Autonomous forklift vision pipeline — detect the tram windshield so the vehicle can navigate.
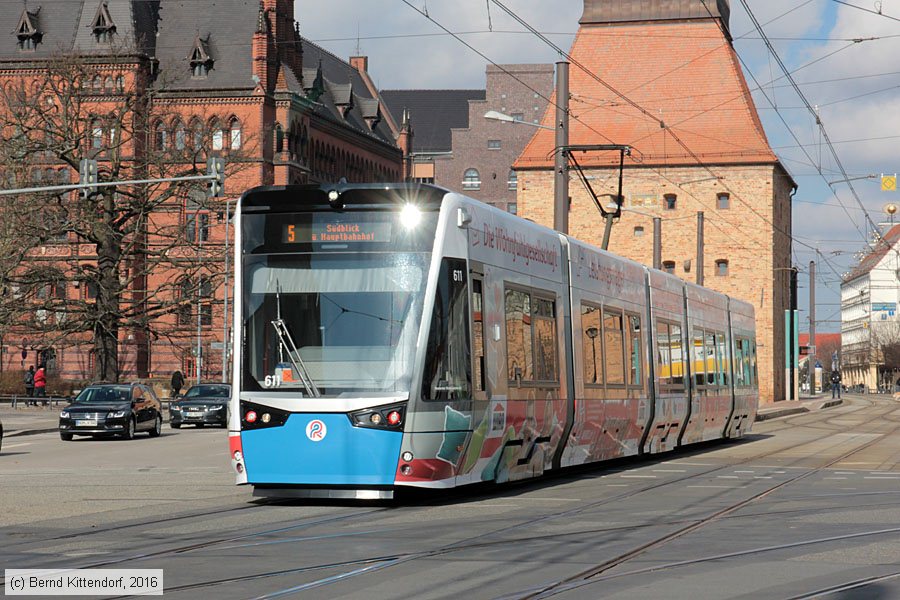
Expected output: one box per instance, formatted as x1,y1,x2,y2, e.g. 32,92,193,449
242,252,430,396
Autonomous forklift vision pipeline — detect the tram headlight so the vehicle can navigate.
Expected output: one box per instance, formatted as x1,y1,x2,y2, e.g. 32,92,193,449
399,204,422,229
349,403,406,430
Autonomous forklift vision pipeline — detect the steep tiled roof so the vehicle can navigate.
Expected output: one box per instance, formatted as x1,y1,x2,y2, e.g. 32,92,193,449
844,225,900,282
154,0,257,90
516,21,777,169
380,89,486,154
0,0,160,58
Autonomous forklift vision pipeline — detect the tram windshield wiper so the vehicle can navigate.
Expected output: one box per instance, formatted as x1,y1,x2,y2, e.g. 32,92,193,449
271,318,321,398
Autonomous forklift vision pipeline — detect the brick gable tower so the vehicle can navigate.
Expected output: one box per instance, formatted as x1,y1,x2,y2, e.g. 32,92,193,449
515,0,793,404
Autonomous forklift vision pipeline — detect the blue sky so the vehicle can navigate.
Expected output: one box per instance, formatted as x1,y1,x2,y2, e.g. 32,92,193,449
301,0,900,332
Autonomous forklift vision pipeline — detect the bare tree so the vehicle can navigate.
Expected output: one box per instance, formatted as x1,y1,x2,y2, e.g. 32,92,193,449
0,50,249,381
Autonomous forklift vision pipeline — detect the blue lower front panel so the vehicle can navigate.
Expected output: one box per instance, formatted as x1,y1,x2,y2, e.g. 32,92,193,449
242,413,403,486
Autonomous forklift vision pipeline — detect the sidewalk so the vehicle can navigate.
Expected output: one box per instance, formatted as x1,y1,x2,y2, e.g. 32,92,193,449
755,395,844,421
0,404,63,437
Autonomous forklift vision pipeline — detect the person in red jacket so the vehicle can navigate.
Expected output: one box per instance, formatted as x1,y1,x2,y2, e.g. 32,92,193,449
33,365,47,405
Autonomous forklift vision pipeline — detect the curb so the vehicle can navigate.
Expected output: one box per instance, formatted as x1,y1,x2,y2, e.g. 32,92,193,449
755,407,809,421
6,427,59,438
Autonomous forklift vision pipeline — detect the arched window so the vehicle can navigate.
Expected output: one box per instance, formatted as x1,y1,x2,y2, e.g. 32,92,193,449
190,119,203,150
463,168,481,191
209,119,224,151
92,76,101,91
229,117,241,150
115,75,124,92
104,77,114,93
275,123,284,153
199,277,213,326
153,121,168,151
173,120,186,151
177,278,193,325
90,118,104,149
507,169,518,191
715,259,729,277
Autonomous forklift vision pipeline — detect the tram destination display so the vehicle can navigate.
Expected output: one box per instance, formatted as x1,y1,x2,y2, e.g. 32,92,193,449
283,219,392,244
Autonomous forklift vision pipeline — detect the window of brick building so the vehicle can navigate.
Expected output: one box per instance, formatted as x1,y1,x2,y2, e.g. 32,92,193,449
508,203,517,215
229,118,242,150
662,261,675,274
463,168,481,191
511,113,524,122
716,259,729,276
507,169,518,191
488,139,501,150
717,193,730,210
664,194,677,210
634,226,644,237
174,121,186,150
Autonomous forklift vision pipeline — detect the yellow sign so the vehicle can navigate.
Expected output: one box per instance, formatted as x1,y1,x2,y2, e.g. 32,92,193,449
882,175,897,192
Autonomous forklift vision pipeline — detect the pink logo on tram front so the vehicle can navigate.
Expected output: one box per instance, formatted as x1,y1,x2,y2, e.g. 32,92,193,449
306,420,327,442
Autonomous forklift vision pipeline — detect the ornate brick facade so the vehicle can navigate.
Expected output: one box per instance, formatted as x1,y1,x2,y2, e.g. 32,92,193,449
0,0,405,384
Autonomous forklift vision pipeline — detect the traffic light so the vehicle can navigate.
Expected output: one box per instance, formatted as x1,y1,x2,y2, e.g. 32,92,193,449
79,159,98,199
207,157,225,198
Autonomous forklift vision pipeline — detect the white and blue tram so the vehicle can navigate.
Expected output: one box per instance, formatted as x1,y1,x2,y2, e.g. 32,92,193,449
228,184,758,499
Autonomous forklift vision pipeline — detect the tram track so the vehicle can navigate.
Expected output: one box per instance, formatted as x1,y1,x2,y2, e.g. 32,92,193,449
499,408,900,599
213,397,900,599
6,396,889,598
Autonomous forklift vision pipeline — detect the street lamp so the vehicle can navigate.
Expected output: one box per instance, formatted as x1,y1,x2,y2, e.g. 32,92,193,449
484,110,554,131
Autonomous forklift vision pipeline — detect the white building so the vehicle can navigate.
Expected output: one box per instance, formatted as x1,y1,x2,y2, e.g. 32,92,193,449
841,225,900,391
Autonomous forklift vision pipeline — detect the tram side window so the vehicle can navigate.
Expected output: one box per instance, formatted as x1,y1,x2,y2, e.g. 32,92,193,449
705,331,717,387
742,339,752,387
472,278,486,392
656,322,672,386
733,338,746,387
670,323,685,387
422,258,472,401
533,297,558,382
750,340,758,386
716,333,728,387
693,328,706,387
604,309,625,385
506,289,533,382
582,304,603,385
627,314,642,387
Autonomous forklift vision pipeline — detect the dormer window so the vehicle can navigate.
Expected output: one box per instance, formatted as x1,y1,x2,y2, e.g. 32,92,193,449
91,3,116,42
189,34,214,78
16,9,42,51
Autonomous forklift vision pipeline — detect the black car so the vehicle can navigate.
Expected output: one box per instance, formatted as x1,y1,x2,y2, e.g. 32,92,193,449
170,384,231,428
59,383,163,441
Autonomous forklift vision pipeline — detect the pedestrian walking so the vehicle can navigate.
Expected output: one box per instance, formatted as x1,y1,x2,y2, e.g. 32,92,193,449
23,366,35,404
170,370,185,399
830,370,842,399
33,365,47,405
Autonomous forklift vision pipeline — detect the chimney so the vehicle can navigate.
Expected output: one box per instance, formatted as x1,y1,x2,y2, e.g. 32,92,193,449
350,56,369,74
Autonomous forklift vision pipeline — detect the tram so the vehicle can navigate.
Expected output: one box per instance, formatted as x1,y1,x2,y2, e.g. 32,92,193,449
228,184,758,499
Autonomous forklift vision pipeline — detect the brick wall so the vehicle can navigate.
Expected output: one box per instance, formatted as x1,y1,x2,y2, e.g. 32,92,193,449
435,65,554,212
518,163,791,404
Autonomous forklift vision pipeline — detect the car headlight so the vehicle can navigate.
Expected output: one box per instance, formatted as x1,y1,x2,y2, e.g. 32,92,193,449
60,411,69,418
108,411,127,418
170,405,181,411
212,405,225,411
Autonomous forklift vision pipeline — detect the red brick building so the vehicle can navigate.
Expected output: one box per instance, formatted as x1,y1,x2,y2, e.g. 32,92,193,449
0,0,406,385
515,0,794,404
